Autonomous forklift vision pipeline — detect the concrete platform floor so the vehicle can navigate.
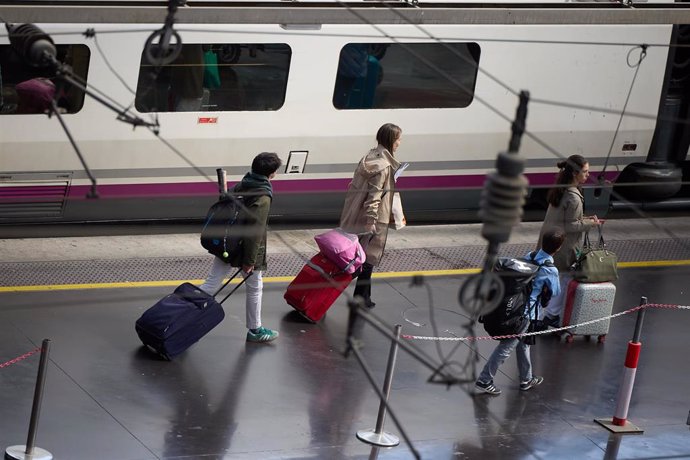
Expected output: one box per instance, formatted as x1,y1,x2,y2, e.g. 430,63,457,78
1,220,689,459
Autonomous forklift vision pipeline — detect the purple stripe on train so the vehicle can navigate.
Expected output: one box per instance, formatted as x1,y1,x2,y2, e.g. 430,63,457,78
56,171,619,200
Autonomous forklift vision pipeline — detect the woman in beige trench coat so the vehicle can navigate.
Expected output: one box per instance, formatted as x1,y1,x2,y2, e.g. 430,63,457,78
538,154,601,325
340,123,402,308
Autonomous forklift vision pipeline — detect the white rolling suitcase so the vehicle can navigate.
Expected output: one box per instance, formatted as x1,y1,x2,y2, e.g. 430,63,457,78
561,280,616,343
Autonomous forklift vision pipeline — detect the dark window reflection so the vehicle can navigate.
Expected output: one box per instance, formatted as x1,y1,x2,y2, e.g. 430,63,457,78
333,42,480,110
135,43,291,113
0,44,90,115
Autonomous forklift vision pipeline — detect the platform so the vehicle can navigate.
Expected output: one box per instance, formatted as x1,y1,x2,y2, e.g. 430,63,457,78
1,218,689,460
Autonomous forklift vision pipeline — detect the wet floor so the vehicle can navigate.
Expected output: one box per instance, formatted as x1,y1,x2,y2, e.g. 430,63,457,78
0,267,690,460
1,260,689,459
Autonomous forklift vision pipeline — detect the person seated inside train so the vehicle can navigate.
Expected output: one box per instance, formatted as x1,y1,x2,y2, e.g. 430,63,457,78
0,86,19,114
169,44,205,111
333,44,382,109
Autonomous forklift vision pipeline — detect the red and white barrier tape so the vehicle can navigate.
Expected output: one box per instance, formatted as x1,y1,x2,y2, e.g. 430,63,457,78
402,303,690,342
0,348,42,369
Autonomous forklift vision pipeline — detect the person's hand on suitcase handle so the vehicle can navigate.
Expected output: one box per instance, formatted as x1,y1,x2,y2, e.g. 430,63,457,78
243,264,254,274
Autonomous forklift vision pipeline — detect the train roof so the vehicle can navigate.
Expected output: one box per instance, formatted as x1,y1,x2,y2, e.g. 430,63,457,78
0,0,678,3
1,0,689,25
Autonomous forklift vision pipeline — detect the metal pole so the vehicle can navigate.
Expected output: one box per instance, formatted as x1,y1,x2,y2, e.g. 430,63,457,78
603,433,622,460
632,296,647,343
375,324,401,434
355,306,459,385
5,339,54,460
25,339,51,453
349,337,419,459
357,325,402,447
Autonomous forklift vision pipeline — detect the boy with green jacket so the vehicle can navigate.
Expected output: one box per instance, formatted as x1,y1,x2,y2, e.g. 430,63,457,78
200,152,282,343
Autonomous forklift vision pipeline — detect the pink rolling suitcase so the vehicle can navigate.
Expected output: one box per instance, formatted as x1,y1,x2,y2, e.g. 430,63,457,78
561,279,616,343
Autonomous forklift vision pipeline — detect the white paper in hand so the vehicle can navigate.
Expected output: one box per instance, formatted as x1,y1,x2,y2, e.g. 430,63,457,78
394,162,410,182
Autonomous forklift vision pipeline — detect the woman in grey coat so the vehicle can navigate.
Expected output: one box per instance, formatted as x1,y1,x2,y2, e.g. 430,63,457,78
340,123,402,308
538,154,601,325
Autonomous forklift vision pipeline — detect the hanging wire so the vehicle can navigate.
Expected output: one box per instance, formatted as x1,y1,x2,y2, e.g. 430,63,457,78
3,7,690,248
7,22,690,126
369,2,690,250
6,4,688,249
88,29,136,96
599,45,648,182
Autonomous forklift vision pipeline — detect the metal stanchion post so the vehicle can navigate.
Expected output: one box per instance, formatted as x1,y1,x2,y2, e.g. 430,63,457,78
603,433,622,460
6,339,54,460
356,325,402,447
595,297,646,434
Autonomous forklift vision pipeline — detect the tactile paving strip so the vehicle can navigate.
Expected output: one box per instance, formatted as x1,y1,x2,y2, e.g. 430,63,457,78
1,238,690,287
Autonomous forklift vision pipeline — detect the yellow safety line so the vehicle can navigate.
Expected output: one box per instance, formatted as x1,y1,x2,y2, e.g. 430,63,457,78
617,259,690,268
1,260,689,293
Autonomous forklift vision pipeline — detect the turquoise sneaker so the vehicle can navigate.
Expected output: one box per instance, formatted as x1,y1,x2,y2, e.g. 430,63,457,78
246,326,279,343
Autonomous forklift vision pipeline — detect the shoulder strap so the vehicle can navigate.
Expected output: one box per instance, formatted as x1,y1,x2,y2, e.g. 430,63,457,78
529,251,554,268
523,253,554,317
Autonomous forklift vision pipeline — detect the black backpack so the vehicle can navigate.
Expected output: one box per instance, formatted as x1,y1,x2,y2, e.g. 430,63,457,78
200,193,248,264
479,252,554,338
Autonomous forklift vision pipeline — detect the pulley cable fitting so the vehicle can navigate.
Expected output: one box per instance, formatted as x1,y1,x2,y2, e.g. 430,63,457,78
460,91,531,317
144,0,183,66
479,90,530,251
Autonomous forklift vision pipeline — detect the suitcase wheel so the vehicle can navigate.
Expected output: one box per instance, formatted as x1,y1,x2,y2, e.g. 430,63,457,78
144,345,171,361
296,309,317,324
565,334,574,344
597,335,606,344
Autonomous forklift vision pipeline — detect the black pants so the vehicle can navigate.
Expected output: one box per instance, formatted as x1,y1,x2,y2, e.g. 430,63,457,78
353,262,374,306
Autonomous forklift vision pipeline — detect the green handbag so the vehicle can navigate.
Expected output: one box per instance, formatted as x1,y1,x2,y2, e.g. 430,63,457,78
573,229,618,283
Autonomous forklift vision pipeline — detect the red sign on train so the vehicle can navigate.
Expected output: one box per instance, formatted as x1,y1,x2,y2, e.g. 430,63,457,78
197,117,218,124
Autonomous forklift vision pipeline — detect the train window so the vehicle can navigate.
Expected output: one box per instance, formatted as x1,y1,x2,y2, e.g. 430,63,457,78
0,44,90,115
333,42,480,110
135,43,291,112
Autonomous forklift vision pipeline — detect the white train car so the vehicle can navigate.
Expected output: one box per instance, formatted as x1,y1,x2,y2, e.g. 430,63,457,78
0,1,687,224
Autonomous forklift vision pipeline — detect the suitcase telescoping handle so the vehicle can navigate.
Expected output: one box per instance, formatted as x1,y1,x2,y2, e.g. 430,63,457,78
217,168,227,194
213,268,253,304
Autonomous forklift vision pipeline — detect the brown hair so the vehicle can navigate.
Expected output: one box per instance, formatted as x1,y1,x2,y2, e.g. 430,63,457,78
546,154,588,207
376,123,402,154
541,227,566,255
251,152,282,177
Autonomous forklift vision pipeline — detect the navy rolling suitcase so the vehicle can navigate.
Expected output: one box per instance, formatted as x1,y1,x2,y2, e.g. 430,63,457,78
135,268,247,360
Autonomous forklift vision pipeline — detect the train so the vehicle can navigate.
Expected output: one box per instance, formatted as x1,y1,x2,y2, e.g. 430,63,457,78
1,0,689,225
